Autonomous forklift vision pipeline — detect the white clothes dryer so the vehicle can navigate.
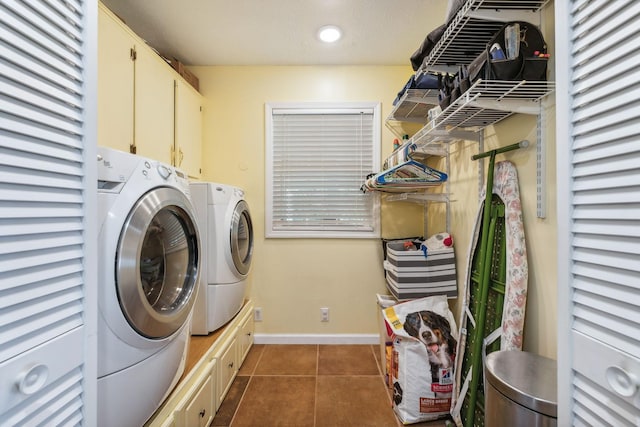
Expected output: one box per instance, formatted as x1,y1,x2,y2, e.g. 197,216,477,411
189,182,253,334
96,147,200,427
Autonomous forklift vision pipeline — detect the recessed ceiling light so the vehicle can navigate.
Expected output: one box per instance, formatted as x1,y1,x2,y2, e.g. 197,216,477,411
318,25,342,43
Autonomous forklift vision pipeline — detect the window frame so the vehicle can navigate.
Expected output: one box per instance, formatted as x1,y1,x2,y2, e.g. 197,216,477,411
265,101,381,239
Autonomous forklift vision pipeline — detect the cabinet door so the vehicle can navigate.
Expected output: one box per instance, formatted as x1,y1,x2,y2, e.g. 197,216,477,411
183,374,214,427
173,360,215,427
214,336,237,411
134,48,174,165
237,309,254,365
175,79,202,178
98,7,134,153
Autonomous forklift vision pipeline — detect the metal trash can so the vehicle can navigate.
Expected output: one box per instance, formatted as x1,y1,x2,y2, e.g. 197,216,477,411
485,350,557,427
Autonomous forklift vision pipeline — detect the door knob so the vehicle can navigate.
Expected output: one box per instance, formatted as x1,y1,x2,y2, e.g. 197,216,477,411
606,365,639,398
16,364,49,395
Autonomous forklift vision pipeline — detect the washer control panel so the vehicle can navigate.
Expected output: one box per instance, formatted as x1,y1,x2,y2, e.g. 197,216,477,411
156,163,172,180
97,147,192,194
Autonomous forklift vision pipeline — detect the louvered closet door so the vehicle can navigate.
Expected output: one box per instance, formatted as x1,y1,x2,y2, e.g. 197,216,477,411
0,1,95,425
557,1,640,426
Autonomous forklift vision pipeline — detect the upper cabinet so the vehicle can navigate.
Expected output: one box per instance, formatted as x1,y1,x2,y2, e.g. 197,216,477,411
97,6,134,154
134,43,175,165
98,3,202,177
175,79,203,178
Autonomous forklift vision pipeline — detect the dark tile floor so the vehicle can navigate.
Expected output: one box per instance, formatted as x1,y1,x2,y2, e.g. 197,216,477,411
212,344,452,427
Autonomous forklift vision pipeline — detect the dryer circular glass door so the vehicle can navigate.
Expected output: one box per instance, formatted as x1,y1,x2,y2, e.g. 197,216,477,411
116,187,199,339
230,200,253,276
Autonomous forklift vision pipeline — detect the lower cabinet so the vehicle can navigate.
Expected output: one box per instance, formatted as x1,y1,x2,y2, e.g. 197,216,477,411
213,336,237,412
237,309,254,365
210,303,255,411
145,301,254,427
174,361,215,427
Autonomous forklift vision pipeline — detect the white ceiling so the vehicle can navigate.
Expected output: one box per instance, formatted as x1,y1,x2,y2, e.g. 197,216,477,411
99,0,449,66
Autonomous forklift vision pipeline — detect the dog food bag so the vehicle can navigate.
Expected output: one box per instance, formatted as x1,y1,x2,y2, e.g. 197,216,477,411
383,295,458,424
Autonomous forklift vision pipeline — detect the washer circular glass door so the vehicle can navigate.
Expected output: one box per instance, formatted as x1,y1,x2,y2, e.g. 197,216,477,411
116,187,199,339
230,200,253,276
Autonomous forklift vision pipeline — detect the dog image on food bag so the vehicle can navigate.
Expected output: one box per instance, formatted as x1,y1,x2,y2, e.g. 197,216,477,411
383,296,458,423
403,310,456,384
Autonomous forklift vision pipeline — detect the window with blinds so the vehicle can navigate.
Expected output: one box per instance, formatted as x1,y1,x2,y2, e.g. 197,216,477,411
265,103,380,238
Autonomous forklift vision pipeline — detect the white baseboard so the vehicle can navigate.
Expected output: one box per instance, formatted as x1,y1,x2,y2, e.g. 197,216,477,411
253,333,380,345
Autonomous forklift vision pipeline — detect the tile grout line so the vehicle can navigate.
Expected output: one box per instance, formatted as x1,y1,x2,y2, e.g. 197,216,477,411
247,344,266,376
370,344,383,376
313,344,319,427
226,344,412,427
227,377,249,427
228,345,266,426
371,344,403,427
249,374,330,377
372,343,393,400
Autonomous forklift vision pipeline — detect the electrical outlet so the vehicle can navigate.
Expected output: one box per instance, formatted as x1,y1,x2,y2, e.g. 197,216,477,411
320,307,329,322
254,307,262,322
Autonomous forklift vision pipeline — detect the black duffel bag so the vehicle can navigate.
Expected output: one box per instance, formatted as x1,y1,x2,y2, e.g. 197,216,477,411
468,21,548,82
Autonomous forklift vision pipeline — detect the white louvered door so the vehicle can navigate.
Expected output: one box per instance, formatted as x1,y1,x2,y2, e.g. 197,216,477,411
0,0,96,426
556,1,640,426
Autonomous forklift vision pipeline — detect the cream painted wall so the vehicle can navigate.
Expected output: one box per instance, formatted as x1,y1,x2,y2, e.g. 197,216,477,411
191,33,558,355
442,111,558,359
191,65,424,336
427,7,558,358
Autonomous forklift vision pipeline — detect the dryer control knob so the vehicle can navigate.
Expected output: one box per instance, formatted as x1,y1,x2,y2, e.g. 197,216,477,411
157,164,172,180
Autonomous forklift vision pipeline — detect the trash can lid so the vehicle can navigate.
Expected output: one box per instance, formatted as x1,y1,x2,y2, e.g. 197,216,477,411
485,350,557,417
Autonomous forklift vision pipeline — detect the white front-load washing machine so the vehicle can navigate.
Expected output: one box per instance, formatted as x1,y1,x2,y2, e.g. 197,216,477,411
97,147,200,427
189,182,253,334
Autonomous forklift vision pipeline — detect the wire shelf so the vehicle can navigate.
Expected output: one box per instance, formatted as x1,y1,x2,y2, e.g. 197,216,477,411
420,0,550,73
435,79,555,130
377,0,553,204
384,192,450,203
388,89,439,123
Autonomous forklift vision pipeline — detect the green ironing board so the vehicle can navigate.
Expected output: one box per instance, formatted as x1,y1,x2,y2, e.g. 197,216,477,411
451,141,529,427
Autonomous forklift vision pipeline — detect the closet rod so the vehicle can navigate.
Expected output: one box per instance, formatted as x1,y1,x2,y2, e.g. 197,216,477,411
471,140,529,161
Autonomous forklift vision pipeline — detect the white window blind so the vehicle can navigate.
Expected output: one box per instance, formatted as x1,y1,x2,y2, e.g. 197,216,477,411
265,103,380,238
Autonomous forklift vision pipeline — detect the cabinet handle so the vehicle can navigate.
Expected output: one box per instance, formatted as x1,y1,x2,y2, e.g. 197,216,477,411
179,148,184,166
199,409,206,418
228,361,234,369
